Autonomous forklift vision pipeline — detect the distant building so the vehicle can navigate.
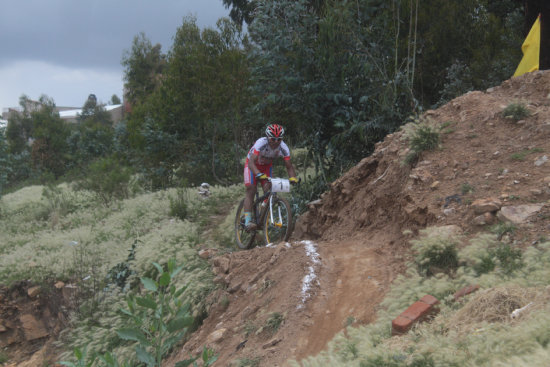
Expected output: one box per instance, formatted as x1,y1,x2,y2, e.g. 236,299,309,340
2,100,124,124
57,104,124,123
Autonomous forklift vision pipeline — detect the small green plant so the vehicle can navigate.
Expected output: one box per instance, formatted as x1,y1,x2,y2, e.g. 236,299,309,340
344,316,356,327
490,222,516,239
236,357,261,367
412,235,459,276
169,187,190,221
265,312,284,333
339,340,359,361
220,295,230,310
258,278,275,294
0,351,8,363
494,243,523,275
401,118,440,165
510,148,543,161
106,240,138,289
244,320,257,337
502,102,530,121
460,183,475,195
410,125,440,153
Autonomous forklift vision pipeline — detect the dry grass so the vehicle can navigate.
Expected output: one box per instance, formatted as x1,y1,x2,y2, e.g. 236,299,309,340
449,287,547,329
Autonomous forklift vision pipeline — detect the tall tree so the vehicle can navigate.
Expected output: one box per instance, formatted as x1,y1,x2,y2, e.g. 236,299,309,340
121,32,166,107
0,125,10,197
6,95,35,154
29,96,70,178
125,16,251,186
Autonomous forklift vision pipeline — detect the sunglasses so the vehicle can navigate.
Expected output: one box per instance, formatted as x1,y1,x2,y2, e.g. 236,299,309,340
269,137,282,142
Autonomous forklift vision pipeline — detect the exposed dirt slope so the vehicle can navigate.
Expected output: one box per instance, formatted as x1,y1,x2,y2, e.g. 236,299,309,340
165,70,550,367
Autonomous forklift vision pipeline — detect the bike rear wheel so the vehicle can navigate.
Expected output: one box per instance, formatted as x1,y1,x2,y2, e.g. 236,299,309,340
262,196,293,245
235,198,257,249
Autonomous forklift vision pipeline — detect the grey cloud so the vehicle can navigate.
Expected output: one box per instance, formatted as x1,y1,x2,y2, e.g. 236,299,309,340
0,0,228,70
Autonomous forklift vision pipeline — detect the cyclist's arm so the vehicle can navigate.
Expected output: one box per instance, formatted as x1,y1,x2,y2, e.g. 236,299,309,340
248,153,261,176
284,159,296,178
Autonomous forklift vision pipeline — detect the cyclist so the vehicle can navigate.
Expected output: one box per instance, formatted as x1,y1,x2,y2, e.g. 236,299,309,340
243,123,298,231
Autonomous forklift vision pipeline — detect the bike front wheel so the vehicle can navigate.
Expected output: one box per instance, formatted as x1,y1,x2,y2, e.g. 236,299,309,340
234,199,256,249
262,196,293,245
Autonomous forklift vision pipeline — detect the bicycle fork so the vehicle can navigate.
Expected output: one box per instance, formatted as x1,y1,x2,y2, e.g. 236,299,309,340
269,195,284,228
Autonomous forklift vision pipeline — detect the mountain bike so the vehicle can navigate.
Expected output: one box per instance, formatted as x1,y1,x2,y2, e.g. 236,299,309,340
234,177,296,249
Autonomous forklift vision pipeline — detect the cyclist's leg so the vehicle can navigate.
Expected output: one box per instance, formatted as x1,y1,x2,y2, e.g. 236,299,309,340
259,165,273,194
243,164,257,227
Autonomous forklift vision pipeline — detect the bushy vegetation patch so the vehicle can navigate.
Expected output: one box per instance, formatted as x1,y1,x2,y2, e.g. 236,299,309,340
502,102,530,122
400,118,441,165
0,182,241,364
292,229,550,367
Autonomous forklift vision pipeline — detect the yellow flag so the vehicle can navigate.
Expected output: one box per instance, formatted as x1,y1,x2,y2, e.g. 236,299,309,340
513,15,541,77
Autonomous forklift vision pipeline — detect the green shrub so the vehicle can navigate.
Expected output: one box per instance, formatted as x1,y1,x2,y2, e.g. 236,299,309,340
490,222,516,239
117,259,217,367
412,234,459,276
75,157,133,205
502,102,530,121
265,312,284,333
409,125,440,153
169,187,190,221
460,183,474,195
494,243,523,275
106,241,138,289
401,118,440,165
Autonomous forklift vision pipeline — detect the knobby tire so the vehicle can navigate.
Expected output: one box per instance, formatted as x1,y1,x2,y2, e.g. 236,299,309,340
263,196,293,245
234,198,256,249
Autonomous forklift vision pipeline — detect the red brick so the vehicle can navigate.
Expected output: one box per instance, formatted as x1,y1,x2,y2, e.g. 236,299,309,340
391,295,441,336
419,294,439,306
392,315,414,335
453,284,480,301
400,301,432,321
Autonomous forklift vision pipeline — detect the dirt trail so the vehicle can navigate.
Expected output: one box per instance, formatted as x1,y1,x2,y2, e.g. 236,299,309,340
294,235,403,361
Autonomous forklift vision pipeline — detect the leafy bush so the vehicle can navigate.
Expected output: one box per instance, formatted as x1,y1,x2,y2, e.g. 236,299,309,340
401,118,441,165
493,243,523,275
412,233,459,276
75,157,134,205
502,102,530,121
117,259,214,367
61,260,218,367
106,241,137,289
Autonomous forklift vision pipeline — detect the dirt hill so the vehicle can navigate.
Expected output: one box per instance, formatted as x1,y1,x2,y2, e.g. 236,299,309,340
165,70,550,367
3,71,550,366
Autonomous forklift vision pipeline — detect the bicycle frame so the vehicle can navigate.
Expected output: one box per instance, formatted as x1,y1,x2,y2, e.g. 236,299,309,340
253,183,285,229
235,177,294,249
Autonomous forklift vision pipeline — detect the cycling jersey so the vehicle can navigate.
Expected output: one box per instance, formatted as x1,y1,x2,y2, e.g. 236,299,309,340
246,137,291,168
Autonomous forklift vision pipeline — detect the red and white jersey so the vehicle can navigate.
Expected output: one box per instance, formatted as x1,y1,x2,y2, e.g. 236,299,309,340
246,137,290,167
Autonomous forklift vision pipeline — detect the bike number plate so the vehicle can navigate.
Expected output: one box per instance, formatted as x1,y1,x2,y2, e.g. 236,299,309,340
271,178,290,192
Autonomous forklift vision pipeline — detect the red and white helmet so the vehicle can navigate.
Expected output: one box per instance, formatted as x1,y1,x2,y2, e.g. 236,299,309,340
265,124,285,139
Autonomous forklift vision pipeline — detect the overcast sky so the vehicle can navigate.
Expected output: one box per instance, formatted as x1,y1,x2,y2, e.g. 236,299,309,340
0,0,230,111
